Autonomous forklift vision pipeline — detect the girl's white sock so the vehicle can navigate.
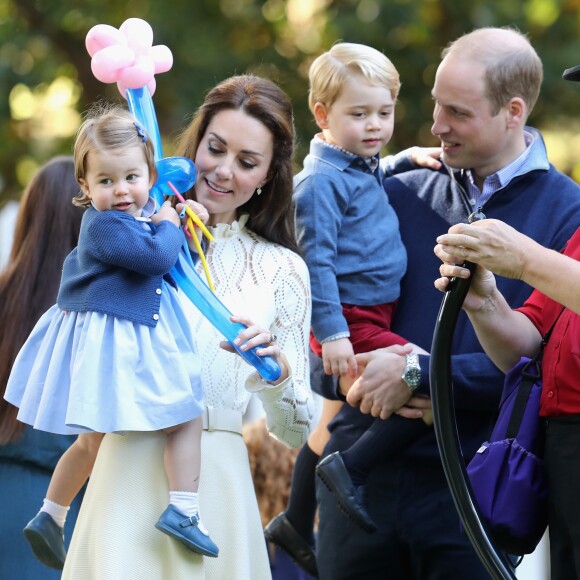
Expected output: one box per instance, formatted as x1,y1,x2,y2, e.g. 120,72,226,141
169,490,198,517
169,491,209,535
40,498,70,529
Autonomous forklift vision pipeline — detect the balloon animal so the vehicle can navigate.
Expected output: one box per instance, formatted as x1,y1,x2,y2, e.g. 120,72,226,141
85,18,281,381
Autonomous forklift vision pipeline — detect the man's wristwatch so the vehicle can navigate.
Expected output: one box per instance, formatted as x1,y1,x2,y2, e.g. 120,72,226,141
402,353,421,392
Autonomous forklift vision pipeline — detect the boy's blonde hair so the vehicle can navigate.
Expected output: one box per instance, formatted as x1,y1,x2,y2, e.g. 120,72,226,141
73,103,157,207
308,42,400,114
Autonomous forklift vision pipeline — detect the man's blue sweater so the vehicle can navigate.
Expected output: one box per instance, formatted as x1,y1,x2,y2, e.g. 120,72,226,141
317,130,580,465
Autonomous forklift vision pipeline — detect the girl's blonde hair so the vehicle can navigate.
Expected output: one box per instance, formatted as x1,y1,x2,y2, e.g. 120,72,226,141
72,103,157,207
308,42,401,114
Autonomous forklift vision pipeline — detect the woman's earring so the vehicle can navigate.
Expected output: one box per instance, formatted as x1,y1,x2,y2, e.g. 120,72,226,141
256,186,262,196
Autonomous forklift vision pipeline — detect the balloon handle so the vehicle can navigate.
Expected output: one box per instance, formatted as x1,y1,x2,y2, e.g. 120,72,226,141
172,255,282,382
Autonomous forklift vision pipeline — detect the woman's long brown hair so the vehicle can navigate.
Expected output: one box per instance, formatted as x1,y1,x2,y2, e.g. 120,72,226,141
176,74,301,255
0,156,84,443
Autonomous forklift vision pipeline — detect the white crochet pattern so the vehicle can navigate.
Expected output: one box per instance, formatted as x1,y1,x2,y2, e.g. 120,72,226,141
189,215,314,448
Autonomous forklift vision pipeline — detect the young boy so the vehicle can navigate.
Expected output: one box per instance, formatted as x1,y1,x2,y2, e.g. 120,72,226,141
265,42,436,570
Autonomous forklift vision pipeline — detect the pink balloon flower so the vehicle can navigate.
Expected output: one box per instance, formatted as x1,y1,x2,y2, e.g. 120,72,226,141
86,17,173,97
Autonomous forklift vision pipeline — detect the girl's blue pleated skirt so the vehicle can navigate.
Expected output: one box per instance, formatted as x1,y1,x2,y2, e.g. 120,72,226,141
5,282,203,435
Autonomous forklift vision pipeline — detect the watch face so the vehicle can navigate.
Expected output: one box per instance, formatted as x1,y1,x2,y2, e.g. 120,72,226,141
405,367,421,388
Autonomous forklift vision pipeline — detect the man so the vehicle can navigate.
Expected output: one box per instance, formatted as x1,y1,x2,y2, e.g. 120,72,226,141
314,26,580,579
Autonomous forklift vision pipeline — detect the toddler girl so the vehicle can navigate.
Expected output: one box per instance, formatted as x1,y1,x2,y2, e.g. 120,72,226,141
4,104,218,569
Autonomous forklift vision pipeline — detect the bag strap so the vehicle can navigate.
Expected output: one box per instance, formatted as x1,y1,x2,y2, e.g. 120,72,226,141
506,358,540,438
505,306,565,439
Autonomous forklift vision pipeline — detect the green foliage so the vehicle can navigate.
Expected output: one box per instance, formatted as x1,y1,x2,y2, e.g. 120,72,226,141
2,0,580,203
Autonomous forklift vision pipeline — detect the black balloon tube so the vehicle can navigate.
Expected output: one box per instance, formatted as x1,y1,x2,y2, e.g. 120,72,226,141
429,264,517,580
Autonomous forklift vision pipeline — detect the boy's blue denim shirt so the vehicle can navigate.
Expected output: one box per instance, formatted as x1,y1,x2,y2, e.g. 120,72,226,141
294,137,407,343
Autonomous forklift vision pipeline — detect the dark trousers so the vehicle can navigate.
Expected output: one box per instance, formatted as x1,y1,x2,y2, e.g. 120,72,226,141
315,459,490,580
545,416,580,580
311,302,426,480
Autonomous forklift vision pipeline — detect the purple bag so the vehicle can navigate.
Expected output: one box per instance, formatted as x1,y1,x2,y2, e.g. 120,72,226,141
467,356,548,555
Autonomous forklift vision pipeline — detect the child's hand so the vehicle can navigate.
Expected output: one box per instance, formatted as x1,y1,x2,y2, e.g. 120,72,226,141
409,146,442,170
151,200,180,227
322,338,357,377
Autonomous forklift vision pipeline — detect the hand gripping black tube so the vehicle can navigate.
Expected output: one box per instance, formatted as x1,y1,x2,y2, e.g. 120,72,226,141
429,262,516,580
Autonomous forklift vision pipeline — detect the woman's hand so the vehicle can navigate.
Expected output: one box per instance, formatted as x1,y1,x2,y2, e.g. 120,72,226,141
434,260,499,313
435,219,533,280
176,199,210,244
219,315,289,384
176,199,209,225
433,220,519,313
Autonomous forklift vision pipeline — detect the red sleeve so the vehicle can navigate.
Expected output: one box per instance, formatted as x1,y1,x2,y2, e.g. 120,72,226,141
516,226,580,335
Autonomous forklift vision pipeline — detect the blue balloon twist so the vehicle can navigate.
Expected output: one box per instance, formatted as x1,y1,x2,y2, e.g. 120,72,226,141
126,86,281,382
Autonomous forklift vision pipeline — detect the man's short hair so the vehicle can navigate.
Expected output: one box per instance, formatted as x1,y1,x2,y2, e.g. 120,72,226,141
442,27,543,116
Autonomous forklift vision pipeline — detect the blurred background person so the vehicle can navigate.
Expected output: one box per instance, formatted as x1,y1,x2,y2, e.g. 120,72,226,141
0,156,86,579
244,418,316,580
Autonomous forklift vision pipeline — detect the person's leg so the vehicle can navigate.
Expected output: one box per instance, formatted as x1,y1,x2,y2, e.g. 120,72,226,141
341,416,430,487
286,398,343,541
283,443,319,544
24,432,103,570
156,416,218,557
265,398,343,578
164,416,202,494
545,417,580,580
317,303,432,531
316,458,411,580
400,464,490,580
316,417,430,533
45,432,104,508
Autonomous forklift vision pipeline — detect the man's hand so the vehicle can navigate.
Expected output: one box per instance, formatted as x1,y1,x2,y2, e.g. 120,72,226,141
346,345,413,420
396,395,433,425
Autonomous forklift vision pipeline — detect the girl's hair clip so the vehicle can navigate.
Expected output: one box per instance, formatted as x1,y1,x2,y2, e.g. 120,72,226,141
133,120,148,143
